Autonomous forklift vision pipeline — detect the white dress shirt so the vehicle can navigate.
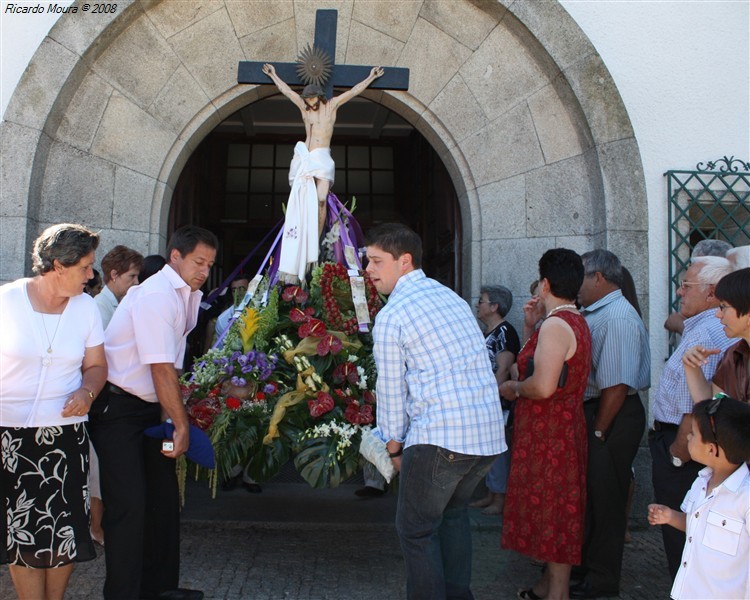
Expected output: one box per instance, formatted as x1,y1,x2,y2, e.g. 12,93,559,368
94,284,118,329
671,464,750,599
105,265,202,402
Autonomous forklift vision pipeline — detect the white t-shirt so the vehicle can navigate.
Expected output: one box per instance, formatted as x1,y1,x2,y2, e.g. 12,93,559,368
672,463,750,599
105,265,202,402
0,279,105,427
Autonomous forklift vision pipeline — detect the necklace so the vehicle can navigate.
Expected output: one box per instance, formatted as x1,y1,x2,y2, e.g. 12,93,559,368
546,303,578,318
39,312,63,366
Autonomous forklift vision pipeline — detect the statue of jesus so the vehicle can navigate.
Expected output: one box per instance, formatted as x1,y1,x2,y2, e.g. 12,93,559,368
262,63,384,283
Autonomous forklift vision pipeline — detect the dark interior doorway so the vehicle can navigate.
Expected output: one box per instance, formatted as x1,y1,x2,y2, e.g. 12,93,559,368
169,95,461,292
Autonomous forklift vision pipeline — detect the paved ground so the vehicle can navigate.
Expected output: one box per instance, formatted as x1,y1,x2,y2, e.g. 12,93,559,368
1,473,672,599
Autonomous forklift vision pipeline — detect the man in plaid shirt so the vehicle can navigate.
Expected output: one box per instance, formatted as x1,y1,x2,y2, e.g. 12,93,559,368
365,223,506,600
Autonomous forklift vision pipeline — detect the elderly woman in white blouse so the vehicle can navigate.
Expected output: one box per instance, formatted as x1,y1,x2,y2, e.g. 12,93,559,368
0,223,107,600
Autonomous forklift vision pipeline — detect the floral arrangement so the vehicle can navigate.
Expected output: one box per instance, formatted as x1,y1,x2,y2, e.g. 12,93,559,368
180,261,383,490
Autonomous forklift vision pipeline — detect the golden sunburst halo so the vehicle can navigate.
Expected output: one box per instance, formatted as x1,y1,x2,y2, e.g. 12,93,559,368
296,44,332,87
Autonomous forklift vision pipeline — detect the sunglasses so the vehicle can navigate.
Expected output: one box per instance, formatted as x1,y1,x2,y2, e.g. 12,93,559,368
706,393,727,443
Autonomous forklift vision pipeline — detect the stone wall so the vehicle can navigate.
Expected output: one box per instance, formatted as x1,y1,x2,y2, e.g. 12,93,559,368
0,0,647,324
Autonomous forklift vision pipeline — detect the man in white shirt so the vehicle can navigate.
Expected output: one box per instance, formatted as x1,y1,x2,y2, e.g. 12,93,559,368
94,245,144,329
89,226,217,600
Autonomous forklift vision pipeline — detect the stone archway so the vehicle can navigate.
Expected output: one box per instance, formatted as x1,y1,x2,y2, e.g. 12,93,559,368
0,0,647,321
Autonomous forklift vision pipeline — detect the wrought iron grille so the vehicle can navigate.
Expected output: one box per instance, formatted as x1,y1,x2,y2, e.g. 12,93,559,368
666,155,750,340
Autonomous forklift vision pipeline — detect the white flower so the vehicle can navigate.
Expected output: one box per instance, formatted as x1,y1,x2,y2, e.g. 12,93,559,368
347,354,359,363
35,426,62,445
7,491,35,547
57,525,76,559
1,431,22,473
357,367,368,389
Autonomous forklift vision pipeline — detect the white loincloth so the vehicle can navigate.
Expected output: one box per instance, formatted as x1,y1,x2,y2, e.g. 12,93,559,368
278,141,335,284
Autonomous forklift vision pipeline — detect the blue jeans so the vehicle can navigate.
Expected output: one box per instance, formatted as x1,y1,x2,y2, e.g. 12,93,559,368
396,444,497,600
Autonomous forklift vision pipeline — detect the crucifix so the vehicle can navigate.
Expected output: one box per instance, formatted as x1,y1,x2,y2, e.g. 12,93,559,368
237,9,409,98
236,9,410,285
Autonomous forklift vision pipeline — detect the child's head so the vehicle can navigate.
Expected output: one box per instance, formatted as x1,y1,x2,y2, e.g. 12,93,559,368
690,396,750,465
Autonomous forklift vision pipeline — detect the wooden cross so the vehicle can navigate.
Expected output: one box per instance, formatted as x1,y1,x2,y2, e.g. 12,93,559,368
237,9,409,99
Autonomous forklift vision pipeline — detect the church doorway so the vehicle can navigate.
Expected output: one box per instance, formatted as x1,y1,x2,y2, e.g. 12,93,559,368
168,95,462,293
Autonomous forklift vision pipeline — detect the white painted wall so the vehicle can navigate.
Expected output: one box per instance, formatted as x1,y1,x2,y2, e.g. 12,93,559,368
560,0,750,389
2,1,749,389
0,1,73,116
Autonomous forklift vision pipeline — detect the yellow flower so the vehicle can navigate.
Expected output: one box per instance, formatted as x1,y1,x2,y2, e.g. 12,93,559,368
240,308,259,352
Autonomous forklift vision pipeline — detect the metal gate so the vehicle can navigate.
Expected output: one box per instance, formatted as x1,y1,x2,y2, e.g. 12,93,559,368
666,156,750,320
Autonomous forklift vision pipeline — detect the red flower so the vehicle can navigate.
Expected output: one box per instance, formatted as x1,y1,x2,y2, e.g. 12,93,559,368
317,334,343,356
308,391,335,418
255,392,266,401
363,390,376,404
282,286,309,304
225,397,242,410
344,400,374,425
298,319,327,338
332,362,358,384
289,307,311,323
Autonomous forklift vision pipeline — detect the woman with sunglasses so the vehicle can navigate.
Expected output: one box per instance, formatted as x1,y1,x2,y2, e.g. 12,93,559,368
683,268,750,403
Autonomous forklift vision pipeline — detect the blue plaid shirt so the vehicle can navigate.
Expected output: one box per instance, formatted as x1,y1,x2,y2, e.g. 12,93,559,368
652,308,738,424
372,269,506,456
581,290,651,400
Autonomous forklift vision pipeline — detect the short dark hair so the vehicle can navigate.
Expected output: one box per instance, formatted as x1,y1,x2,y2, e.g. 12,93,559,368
693,396,750,465
85,268,102,296
715,268,750,317
538,248,584,301
581,249,623,288
692,239,732,258
364,223,423,269
139,254,167,283
480,285,513,318
620,266,642,317
301,84,327,100
167,226,219,259
100,245,144,283
32,223,99,274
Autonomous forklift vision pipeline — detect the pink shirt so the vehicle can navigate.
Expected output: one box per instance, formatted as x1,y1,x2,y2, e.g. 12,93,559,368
104,265,202,402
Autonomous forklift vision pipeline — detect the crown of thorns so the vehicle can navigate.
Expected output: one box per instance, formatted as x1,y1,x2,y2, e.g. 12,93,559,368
296,44,332,88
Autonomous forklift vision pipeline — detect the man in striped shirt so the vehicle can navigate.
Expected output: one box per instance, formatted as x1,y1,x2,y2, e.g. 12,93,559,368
571,250,651,599
365,223,506,600
650,255,736,580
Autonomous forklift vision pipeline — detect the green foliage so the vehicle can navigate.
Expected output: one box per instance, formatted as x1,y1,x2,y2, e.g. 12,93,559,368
253,286,279,351
293,435,360,489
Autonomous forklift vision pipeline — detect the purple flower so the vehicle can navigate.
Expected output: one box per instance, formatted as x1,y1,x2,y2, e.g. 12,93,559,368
231,376,247,387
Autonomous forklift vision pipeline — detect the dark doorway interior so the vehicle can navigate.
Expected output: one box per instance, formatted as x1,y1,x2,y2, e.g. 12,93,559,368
169,95,461,292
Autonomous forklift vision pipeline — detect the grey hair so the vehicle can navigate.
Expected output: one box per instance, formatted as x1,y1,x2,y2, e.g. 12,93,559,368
727,245,750,270
691,256,733,285
580,249,623,288
480,285,513,317
692,239,732,258
32,223,99,274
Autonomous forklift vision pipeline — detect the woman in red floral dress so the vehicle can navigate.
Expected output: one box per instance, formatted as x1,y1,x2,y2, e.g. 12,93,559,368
500,248,592,600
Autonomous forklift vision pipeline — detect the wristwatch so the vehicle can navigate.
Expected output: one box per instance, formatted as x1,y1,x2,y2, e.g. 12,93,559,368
388,447,403,458
671,455,684,467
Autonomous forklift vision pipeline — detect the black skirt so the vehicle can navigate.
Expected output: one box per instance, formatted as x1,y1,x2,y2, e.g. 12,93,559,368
1,423,96,567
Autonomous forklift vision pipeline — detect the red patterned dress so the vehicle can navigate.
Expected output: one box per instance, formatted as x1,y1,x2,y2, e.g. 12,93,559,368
501,310,592,564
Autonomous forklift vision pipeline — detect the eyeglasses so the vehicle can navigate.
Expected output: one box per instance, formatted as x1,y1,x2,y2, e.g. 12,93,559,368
678,280,704,290
706,394,726,443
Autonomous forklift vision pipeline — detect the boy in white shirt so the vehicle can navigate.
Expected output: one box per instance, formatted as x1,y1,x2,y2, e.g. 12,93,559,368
648,395,750,599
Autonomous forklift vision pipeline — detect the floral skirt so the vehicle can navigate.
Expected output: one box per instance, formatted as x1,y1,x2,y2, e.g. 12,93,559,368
1,423,96,568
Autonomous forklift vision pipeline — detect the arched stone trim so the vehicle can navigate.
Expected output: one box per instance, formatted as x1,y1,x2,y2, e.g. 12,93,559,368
0,0,647,318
